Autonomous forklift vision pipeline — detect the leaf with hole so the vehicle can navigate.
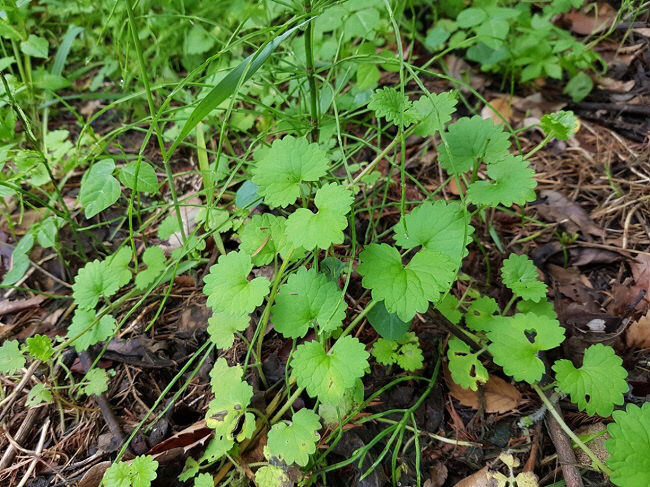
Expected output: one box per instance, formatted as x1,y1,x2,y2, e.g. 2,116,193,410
447,337,488,391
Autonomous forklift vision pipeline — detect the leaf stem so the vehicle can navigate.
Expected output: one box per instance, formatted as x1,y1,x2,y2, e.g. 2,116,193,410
304,0,319,141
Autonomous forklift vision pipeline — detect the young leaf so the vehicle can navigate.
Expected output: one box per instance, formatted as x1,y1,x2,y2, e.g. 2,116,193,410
26,383,53,407
606,402,650,487
447,337,488,391
372,338,398,365
501,254,547,302
435,294,463,325
272,267,347,338
26,334,53,361
372,332,423,371
130,455,158,487
541,110,579,141
286,183,353,250
395,343,424,371
21,34,48,58
0,340,25,374
119,161,158,193
255,466,290,487
291,335,369,403
103,461,131,487
135,246,165,290
67,309,116,352
157,214,180,240
552,344,628,417
392,200,473,262
79,158,121,219
412,91,457,136
193,473,214,487
207,312,249,349
358,244,456,321
83,368,109,396
72,259,121,309
238,213,294,266
438,116,511,175
368,86,418,127
467,155,537,207
267,408,321,467
488,313,565,384
367,301,411,339
203,251,271,315
251,135,328,208
465,296,499,332
107,247,132,290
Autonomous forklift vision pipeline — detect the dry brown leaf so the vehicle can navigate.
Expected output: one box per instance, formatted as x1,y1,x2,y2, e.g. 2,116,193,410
537,190,605,238
564,3,617,35
597,77,635,92
633,27,650,37
627,312,650,349
481,97,512,126
454,467,495,487
445,366,523,414
631,255,650,291
77,461,111,487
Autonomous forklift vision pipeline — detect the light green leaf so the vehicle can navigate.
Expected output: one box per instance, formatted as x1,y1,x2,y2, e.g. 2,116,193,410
0,340,25,374
26,383,52,407
291,335,369,403
107,247,132,290
457,8,487,28
395,342,424,371
254,465,290,487
238,213,297,266
272,267,347,338
119,161,158,194
372,338,398,365
251,135,328,208
267,408,321,467
358,244,456,321
135,246,165,290
344,7,380,40
203,251,270,315
286,183,353,250
184,24,215,56
368,86,418,127
79,159,121,219
83,368,109,396
72,259,122,309
606,402,650,487
412,91,457,137
553,344,627,417
467,155,537,208
447,337,488,391
21,34,48,58
207,312,249,349
67,309,116,352
103,461,131,487
501,254,547,302
465,296,499,332
193,473,214,487
435,294,462,325
541,111,579,141
26,334,53,361
130,456,158,487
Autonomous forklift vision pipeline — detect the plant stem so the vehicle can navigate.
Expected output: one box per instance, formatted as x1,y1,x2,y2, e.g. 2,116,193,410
270,385,305,425
341,299,377,337
304,0,319,141
532,383,613,477
523,134,551,160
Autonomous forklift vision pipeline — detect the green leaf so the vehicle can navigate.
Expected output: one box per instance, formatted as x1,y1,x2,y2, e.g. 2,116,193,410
412,92,457,137
37,217,60,248
72,259,122,309
467,155,537,208
358,244,456,321
517,300,557,319
239,214,293,266
26,334,53,361
291,335,369,403
0,340,25,374
193,473,214,487
371,332,422,371
157,214,180,239
206,358,253,440
393,200,473,262
344,7,380,40
368,87,418,127
130,455,158,487
367,301,411,339
465,296,499,332
135,246,165,290
286,183,353,250
501,254,547,302
67,309,116,352
203,251,271,315
20,34,48,58
395,343,424,371
438,116,511,175
564,71,593,102
107,247,132,290
447,337,488,391
83,368,109,396
103,461,131,487
435,294,462,325
255,465,290,487
372,338,398,365
79,159,121,218
184,24,215,56
606,402,650,487
487,313,565,384
119,161,158,194
272,267,347,338
2,233,34,285
207,312,249,349
552,344,628,417
267,408,321,467
474,18,509,49
541,111,579,141
457,8,487,28
251,135,328,208
26,383,52,407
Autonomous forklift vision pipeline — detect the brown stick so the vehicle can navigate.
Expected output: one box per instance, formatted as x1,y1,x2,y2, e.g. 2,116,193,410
545,400,584,487
0,407,40,470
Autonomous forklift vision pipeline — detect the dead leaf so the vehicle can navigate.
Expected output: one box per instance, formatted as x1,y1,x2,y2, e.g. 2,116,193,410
536,190,605,239
631,255,650,291
445,55,487,91
564,3,617,35
512,93,566,120
454,467,495,487
445,366,523,414
597,77,635,92
425,461,448,487
0,295,46,316
633,27,650,37
147,419,213,464
627,312,650,349
77,461,111,487
481,98,512,126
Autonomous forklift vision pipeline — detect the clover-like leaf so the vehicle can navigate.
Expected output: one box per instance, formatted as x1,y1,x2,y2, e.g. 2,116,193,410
447,337,488,391
465,296,499,332
487,312,565,384
272,267,347,338
393,200,473,262
501,253,547,302
135,246,165,290
467,154,537,207
193,473,214,487
26,334,54,361
358,244,456,321
203,251,271,315
286,183,353,250
238,213,296,266
438,116,511,175
130,455,158,487
83,368,109,396
412,91,457,136
291,335,369,403
267,408,321,467
67,309,116,352
0,340,25,374
103,461,132,487
207,312,249,349
368,86,418,127
251,135,328,208
371,332,422,371
79,158,121,219
541,110,579,141
552,344,628,417
606,402,650,487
